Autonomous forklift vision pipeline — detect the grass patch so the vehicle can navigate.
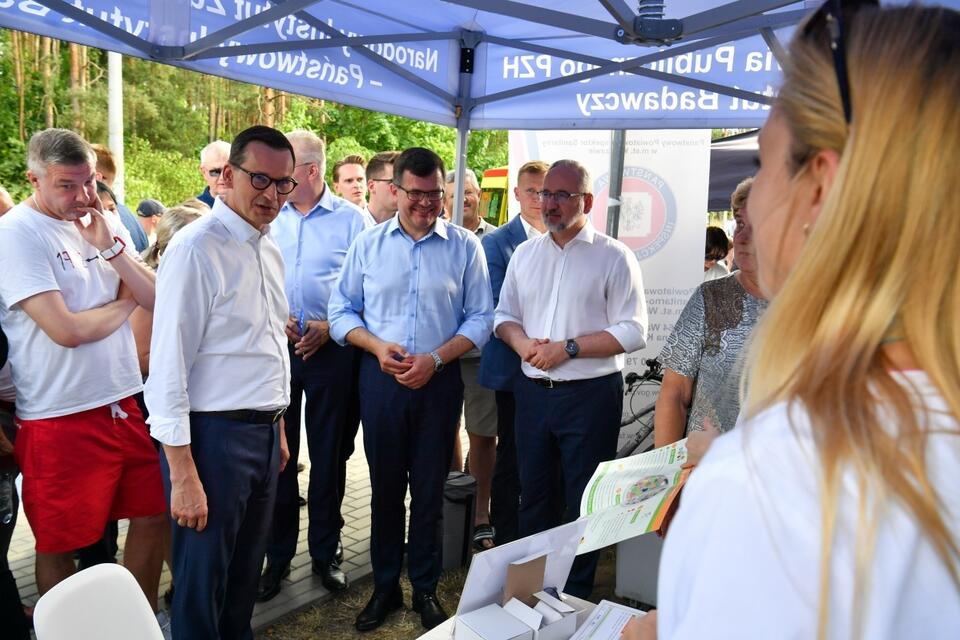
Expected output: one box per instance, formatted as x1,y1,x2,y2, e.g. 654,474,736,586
258,549,625,639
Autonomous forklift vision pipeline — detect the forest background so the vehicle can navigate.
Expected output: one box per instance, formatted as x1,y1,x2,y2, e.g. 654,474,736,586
0,31,508,206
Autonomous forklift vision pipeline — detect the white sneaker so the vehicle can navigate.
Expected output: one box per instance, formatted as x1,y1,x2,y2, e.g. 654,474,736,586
156,610,173,640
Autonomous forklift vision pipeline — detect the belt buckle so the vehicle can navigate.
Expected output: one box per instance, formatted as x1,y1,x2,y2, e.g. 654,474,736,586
271,408,286,423
538,377,555,389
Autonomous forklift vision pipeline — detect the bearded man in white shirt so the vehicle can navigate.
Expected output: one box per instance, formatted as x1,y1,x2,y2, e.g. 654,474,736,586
145,126,292,640
494,159,647,599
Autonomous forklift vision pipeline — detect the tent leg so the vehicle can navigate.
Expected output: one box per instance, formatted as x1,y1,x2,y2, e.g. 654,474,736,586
108,51,125,202
606,129,626,238
452,118,470,227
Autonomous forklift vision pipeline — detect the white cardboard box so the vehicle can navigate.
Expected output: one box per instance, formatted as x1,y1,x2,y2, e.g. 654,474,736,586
453,521,593,640
456,604,534,640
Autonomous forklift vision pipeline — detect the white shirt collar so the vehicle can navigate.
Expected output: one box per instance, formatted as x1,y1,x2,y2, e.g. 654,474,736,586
518,215,542,240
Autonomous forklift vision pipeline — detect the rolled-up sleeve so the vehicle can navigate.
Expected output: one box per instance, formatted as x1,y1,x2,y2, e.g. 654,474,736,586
328,238,366,346
603,248,648,353
493,255,523,336
456,236,494,350
144,243,213,446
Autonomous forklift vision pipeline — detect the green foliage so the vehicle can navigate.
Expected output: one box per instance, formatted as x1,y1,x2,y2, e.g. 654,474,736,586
123,136,200,207
0,35,508,199
324,136,373,183
0,137,28,200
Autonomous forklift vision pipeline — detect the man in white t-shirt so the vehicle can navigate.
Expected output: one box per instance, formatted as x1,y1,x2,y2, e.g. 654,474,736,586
0,129,166,604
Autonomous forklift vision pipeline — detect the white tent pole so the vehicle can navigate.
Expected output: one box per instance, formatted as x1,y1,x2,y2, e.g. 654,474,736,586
452,32,480,227
606,130,626,238
453,119,469,227
108,51,124,203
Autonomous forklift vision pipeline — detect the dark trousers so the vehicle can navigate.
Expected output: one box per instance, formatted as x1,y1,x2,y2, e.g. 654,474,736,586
338,348,363,529
514,372,623,599
267,342,354,565
489,390,520,545
359,354,463,593
161,413,279,640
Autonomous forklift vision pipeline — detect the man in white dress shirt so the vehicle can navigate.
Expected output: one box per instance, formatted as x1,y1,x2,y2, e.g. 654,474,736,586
494,159,647,599
145,126,293,640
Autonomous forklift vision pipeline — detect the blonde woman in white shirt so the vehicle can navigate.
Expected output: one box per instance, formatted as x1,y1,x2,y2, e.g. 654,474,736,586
628,3,960,639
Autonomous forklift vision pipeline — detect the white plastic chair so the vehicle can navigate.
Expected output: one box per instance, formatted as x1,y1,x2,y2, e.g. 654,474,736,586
34,563,164,640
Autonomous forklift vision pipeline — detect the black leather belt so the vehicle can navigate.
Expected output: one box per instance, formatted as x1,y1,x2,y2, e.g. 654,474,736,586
193,408,286,425
528,377,578,389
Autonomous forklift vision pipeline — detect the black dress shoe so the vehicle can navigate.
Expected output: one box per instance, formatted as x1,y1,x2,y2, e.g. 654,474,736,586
335,536,344,564
355,586,403,632
312,558,349,593
256,561,291,602
412,590,448,630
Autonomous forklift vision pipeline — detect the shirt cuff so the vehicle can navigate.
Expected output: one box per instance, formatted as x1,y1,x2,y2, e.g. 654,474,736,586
330,316,365,346
148,414,193,447
604,323,646,354
493,310,521,335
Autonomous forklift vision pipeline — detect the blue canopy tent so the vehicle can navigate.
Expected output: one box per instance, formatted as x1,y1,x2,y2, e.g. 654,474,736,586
0,0,820,222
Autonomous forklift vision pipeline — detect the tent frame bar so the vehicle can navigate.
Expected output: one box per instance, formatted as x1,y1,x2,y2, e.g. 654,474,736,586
181,0,321,60
473,30,774,108
184,31,463,61
34,0,154,56
440,0,620,40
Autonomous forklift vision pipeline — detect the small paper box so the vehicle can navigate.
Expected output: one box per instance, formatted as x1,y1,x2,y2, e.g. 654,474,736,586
455,603,534,640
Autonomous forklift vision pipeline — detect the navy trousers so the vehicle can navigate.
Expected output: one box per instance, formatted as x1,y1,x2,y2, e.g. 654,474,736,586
266,341,354,565
161,413,279,640
489,390,520,545
338,348,363,529
513,372,623,599
359,353,463,594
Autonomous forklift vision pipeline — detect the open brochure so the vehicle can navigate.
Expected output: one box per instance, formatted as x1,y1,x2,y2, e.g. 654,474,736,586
576,440,690,554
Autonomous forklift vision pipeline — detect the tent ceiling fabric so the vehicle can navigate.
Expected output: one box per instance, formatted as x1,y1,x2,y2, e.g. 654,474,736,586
1,0,818,129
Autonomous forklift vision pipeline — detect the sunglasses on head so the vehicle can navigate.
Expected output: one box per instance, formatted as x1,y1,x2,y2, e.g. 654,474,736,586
801,0,879,125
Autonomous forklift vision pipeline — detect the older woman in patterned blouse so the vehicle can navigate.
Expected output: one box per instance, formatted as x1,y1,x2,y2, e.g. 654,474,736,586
654,178,767,447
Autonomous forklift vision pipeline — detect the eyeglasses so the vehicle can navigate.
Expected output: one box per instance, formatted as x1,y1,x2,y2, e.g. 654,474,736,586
395,185,444,203
207,167,222,178
801,0,877,125
538,190,585,204
232,164,298,195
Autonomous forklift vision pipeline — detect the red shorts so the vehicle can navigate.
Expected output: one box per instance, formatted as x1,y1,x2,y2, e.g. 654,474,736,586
14,395,166,553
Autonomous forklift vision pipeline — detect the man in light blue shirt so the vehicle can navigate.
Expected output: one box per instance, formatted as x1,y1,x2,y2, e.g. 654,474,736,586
256,130,368,603
329,147,493,632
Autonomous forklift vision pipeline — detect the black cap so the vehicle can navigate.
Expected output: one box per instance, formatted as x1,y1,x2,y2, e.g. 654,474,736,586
137,199,165,218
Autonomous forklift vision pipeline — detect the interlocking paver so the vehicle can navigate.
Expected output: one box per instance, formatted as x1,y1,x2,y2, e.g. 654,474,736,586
8,426,470,632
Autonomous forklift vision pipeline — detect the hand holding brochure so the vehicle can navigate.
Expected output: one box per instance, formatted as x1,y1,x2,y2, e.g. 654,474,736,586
576,440,689,554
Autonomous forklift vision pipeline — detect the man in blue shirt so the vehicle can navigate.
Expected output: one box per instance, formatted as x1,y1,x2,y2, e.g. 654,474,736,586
257,130,368,603
329,147,493,632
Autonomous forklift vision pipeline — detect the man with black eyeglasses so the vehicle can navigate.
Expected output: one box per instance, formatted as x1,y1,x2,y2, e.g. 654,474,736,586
196,140,230,208
495,159,647,600
146,126,295,640
329,147,493,632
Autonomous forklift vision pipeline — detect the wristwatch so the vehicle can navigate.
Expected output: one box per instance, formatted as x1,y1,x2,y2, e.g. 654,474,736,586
99,236,126,261
564,339,580,359
429,350,444,372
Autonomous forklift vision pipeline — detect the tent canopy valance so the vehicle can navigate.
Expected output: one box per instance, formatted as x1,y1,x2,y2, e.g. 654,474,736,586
1,0,815,130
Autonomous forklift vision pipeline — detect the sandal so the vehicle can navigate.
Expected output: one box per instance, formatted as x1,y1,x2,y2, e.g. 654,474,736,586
473,523,496,552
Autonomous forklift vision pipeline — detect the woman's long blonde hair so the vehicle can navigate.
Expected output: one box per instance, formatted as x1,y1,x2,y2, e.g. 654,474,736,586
744,5,960,636
141,205,203,269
